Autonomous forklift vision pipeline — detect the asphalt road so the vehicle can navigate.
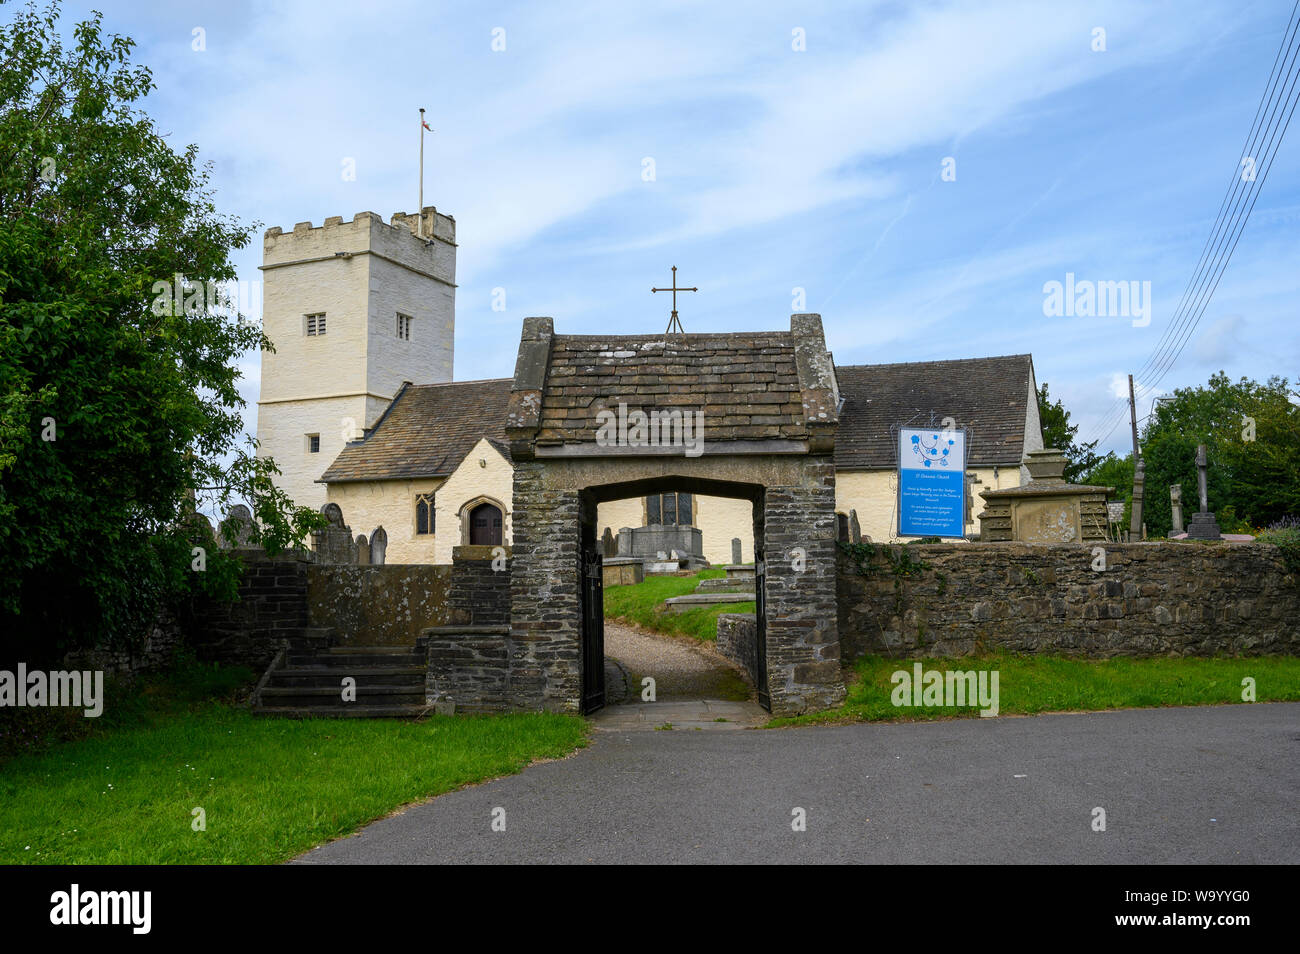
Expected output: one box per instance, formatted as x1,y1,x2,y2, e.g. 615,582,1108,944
294,703,1300,864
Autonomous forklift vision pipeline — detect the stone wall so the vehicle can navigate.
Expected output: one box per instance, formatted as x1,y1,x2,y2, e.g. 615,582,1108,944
189,548,314,670
717,613,759,687
837,541,1300,660
421,625,510,713
448,545,511,626
308,564,452,646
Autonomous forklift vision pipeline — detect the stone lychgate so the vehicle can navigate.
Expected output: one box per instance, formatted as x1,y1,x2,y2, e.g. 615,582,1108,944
503,314,846,717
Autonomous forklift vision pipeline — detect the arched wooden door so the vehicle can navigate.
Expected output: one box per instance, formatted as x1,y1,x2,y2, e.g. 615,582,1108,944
469,503,503,546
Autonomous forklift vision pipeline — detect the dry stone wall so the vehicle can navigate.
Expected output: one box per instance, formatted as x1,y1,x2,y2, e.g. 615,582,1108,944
837,541,1299,660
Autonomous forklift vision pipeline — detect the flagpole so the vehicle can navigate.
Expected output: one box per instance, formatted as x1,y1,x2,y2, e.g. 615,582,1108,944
418,107,425,237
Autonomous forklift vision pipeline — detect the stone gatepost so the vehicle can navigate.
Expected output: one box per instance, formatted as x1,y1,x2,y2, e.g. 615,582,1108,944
508,460,582,711
761,459,845,714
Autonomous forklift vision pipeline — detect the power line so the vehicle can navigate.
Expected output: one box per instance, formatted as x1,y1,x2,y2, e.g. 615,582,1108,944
1082,1,1300,448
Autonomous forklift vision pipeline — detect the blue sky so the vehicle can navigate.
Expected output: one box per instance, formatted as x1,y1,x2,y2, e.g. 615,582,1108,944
54,0,1300,455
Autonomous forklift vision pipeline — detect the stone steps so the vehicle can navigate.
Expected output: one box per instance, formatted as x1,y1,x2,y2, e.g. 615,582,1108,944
254,644,428,718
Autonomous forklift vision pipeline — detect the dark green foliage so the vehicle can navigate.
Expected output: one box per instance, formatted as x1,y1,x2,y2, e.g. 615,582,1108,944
0,3,324,663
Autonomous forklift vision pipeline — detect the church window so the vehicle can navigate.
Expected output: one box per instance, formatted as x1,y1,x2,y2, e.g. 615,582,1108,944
646,492,692,526
307,434,320,453
305,313,327,336
396,313,412,340
415,493,435,535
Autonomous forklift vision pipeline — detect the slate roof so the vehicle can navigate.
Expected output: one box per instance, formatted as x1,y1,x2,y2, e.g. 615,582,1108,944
319,378,512,482
834,354,1036,469
533,333,812,444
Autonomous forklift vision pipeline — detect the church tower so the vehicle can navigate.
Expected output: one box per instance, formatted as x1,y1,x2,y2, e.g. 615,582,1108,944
256,207,456,509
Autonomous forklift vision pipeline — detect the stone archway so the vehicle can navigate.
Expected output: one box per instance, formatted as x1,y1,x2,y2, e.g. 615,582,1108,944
579,474,768,712
502,315,847,718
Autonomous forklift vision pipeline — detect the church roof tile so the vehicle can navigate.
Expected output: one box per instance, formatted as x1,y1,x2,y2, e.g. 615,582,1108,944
319,378,513,482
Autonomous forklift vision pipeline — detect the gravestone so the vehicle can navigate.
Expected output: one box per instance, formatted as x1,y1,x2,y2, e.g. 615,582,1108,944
601,526,616,557
848,510,861,544
312,502,356,563
1185,444,1222,540
731,537,742,564
355,534,370,565
369,526,388,565
218,504,256,549
1169,484,1184,537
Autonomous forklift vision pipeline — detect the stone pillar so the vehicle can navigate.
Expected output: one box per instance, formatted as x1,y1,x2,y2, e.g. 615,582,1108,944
761,458,846,716
1129,460,1145,541
1169,484,1184,536
508,460,582,711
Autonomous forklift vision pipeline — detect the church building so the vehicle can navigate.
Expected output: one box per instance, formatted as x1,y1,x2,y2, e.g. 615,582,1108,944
256,207,1043,564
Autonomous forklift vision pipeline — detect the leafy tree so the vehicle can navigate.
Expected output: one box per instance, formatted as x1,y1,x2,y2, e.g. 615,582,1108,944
1037,382,1101,483
1138,372,1298,536
0,2,323,665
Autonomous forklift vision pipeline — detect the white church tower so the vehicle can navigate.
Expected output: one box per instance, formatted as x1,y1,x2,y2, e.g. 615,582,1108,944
256,207,456,509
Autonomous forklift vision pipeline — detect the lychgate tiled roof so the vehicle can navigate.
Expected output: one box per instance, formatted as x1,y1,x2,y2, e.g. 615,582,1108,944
319,378,512,482
535,332,808,444
834,354,1036,469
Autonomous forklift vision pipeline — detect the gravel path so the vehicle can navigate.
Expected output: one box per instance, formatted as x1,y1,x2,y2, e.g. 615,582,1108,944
603,621,751,702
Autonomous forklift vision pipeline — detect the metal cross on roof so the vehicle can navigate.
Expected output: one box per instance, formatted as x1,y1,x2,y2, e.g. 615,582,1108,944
652,265,697,334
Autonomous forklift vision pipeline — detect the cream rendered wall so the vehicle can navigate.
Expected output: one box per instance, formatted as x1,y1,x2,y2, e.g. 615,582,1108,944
835,466,1019,542
433,439,514,564
256,211,456,513
694,496,754,564
326,476,444,564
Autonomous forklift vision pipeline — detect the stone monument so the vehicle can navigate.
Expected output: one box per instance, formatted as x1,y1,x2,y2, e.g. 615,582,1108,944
1184,444,1222,540
1168,484,1184,537
978,448,1112,543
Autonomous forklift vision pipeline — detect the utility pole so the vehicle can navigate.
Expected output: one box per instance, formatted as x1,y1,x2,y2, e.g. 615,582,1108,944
1128,373,1145,540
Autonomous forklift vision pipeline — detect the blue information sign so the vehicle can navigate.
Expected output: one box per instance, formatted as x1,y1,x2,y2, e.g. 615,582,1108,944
897,427,967,538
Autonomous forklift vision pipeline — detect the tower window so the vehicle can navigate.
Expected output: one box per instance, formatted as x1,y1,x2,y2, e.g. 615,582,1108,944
305,313,327,336
396,313,412,340
307,434,320,454
646,492,692,526
415,493,435,535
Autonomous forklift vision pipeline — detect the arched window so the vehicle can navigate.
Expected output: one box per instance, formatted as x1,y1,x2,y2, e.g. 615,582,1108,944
415,493,435,535
469,502,503,545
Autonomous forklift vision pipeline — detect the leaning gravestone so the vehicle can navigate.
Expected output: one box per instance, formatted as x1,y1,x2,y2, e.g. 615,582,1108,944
369,526,388,565
218,504,256,549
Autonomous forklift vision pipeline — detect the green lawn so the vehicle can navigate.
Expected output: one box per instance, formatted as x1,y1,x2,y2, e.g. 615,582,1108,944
0,666,587,864
768,653,1300,727
604,568,755,641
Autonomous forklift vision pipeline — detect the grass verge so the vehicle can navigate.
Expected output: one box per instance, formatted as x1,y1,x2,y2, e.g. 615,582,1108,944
0,664,587,864
604,568,754,641
767,653,1300,727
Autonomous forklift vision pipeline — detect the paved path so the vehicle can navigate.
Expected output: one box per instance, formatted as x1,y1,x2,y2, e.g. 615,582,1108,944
603,621,749,702
295,702,1300,865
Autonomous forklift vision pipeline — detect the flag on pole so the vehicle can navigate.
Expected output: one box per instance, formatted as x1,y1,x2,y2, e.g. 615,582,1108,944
422,120,431,131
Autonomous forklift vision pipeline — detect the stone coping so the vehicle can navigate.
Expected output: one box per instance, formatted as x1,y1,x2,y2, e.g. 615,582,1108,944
981,483,1111,499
